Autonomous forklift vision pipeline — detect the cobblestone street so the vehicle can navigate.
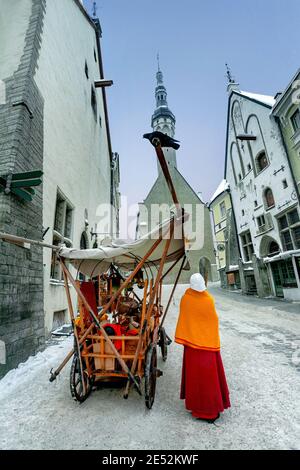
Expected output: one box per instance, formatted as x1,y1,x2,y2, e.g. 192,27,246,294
0,284,299,450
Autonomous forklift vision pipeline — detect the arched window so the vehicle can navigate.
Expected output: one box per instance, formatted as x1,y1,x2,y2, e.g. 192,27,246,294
264,187,275,209
268,240,280,256
256,151,268,173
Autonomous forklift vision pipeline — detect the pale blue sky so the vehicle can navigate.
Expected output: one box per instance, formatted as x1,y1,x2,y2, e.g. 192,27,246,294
84,0,300,206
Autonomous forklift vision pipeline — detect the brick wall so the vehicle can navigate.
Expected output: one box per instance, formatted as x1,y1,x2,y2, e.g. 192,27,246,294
0,0,46,378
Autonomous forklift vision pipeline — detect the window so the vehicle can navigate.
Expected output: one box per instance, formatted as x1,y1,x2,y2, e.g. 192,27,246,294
291,109,300,132
85,61,89,79
94,48,97,62
220,201,226,219
278,208,300,251
269,241,280,256
256,151,268,173
238,173,242,181
257,215,266,228
288,208,300,225
91,86,97,121
51,191,73,280
282,179,288,189
264,188,275,209
240,231,254,262
247,163,251,172
254,200,258,208
242,210,245,216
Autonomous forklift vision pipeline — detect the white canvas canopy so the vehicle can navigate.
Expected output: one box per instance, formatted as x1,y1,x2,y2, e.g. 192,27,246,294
59,216,189,277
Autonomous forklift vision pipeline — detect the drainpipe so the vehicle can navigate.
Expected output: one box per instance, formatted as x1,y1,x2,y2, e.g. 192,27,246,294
94,20,115,237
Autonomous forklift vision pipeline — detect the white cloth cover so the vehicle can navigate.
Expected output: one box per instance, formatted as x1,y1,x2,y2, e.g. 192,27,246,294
59,216,190,277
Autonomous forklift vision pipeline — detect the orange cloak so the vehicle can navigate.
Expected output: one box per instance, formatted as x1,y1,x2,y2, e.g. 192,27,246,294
175,288,220,352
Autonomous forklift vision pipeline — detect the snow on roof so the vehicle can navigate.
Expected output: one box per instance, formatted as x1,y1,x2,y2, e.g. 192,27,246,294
210,179,229,203
240,91,276,107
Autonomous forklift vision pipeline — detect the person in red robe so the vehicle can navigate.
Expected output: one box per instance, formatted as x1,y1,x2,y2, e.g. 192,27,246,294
175,273,230,423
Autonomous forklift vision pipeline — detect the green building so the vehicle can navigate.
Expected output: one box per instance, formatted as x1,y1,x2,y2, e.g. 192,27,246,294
272,69,300,201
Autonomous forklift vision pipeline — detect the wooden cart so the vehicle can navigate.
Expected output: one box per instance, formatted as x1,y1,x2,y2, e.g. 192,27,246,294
55,230,187,408
0,131,190,409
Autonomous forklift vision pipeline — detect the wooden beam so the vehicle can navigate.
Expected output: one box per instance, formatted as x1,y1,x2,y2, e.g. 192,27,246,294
62,268,86,395
160,255,186,328
94,79,113,88
0,232,59,250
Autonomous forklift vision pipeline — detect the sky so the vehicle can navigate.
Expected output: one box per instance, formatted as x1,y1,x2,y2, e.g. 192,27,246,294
84,0,300,209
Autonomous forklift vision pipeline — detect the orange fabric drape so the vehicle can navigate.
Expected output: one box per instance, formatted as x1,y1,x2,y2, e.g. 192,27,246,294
175,288,220,352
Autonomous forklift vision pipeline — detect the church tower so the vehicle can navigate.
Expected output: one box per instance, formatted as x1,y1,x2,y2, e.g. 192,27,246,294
151,61,177,172
136,62,217,283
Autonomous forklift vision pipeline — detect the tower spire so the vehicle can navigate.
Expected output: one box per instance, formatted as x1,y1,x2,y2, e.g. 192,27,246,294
151,61,177,171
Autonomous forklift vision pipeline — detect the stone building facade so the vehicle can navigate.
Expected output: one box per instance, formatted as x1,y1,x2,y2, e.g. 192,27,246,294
209,180,241,289
0,0,119,377
136,66,217,283
224,79,300,299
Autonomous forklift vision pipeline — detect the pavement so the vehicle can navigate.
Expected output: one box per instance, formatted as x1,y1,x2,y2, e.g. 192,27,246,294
0,283,299,450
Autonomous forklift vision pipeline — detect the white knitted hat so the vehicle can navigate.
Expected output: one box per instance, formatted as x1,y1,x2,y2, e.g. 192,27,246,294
190,273,206,292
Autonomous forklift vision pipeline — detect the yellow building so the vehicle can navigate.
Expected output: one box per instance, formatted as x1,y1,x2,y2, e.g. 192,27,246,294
209,180,231,270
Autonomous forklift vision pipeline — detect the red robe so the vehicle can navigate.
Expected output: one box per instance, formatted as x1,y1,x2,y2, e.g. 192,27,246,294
180,346,230,419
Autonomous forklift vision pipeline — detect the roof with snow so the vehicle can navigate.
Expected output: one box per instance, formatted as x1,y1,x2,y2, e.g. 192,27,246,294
210,179,229,204
239,91,276,108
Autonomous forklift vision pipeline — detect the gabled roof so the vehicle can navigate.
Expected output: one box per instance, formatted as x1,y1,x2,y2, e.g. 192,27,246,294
209,179,230,204
224,89,275,179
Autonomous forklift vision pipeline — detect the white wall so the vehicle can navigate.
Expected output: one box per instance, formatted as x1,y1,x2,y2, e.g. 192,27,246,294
0,0,32,80
226,92,298,261
34,0,111,333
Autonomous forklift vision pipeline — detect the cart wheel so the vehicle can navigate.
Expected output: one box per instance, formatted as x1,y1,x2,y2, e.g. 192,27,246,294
145,345,157,409
159,327,168,362
70,354,93,403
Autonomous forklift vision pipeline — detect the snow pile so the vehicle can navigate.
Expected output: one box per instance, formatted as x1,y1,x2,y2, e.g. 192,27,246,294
0,337,72,401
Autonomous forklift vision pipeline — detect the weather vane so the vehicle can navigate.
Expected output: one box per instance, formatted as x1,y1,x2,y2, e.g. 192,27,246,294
92,1,97,17
225,63,235,83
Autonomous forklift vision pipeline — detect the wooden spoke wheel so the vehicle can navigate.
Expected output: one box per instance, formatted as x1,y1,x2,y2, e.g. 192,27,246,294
144,345,157,409
70,354,93,403
159,327,168,362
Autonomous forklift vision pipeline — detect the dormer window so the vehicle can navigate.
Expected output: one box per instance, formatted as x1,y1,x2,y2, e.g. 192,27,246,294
256,151,268,173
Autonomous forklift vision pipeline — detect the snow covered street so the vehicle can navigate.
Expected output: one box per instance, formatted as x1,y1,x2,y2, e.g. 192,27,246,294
0,284,299,450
